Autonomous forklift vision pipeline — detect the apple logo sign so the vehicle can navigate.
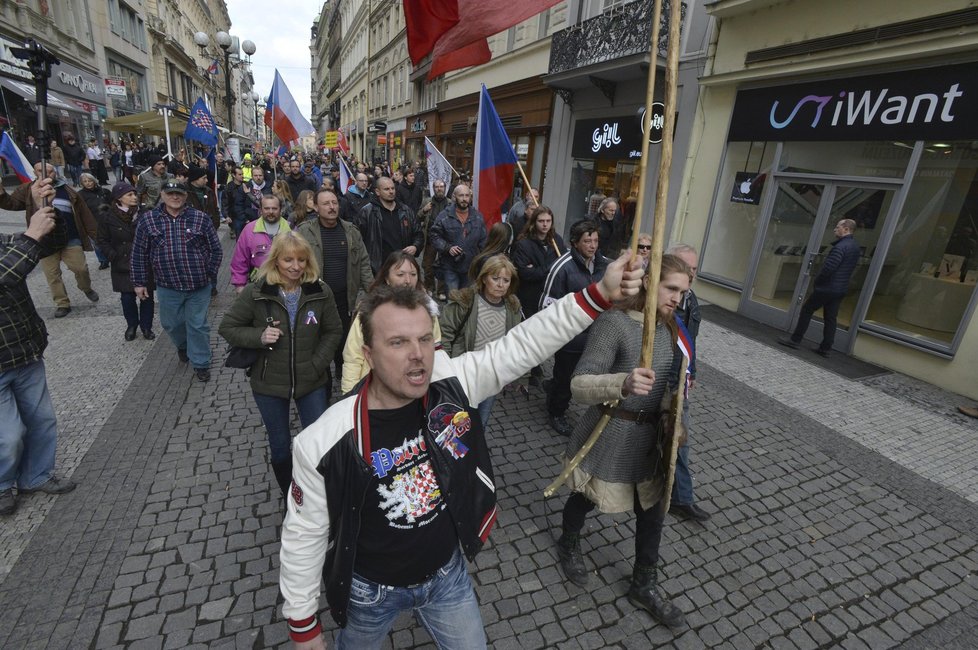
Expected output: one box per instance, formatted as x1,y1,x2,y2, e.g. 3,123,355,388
740,178,753,195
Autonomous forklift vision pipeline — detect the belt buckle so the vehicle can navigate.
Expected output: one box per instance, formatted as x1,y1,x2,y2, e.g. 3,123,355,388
635,408,650,423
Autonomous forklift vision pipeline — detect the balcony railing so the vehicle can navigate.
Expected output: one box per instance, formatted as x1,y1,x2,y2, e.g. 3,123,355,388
548,0,686,76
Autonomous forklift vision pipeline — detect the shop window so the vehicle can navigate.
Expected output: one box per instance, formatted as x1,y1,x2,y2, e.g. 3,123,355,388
778,141,910,179
863,141,978,347
700,141,776,286
566,159,640,226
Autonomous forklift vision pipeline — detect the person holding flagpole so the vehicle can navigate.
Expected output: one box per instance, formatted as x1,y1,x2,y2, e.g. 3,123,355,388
555,254,692,629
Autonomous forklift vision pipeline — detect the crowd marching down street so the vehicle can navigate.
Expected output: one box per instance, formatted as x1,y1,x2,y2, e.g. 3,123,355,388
2,2,978,649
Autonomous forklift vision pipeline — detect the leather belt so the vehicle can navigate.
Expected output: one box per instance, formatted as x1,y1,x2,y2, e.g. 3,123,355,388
598,403,658,424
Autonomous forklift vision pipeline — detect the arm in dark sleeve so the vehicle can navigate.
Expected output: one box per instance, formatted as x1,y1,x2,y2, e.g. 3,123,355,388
313,290,344,371
204,218,222,284
512,241,548,284
130,220,149,287
816,246,843,284
409,210,424,251
429,214,450,253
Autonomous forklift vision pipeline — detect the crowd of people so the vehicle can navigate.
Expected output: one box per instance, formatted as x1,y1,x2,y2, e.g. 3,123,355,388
0,142,716,648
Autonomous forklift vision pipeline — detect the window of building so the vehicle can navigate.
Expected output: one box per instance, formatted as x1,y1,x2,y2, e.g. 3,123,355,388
700,141,778,286
107,58,147,115
862,141,978,348
107,0,147,51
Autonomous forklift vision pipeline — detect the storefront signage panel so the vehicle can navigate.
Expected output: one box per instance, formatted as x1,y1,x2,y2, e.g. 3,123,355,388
572,116,645,160
50,61,106,104
729,62,978,142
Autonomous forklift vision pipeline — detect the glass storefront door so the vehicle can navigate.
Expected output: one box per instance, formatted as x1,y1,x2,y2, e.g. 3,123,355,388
741,178,897,350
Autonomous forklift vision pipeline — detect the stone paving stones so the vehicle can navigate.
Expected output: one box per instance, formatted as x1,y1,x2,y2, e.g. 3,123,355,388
0,216,977,646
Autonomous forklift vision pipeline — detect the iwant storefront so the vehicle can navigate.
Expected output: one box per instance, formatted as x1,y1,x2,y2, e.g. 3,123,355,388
684,60,978,398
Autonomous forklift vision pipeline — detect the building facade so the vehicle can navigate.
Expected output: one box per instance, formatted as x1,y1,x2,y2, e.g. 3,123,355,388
674,0,978,397
338,0,369,160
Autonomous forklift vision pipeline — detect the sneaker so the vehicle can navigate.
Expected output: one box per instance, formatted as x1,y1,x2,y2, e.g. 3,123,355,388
194,368,211,382
0,488,16,516
142,329,156,340
549,414,572,437
777,337,799,349
669,502,712,522
84,289,100,302
20,475,76,495
177,349,189,363
54,306,71,318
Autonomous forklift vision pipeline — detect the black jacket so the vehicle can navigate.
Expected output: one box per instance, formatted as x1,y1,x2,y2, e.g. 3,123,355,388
511,234,566,318
79,186,110,222
592,213,627,258
395,180,423,214
223,182,252,222
0,234,47,373
62,141,86,166
286,173,317,205
814,234,861,295
539,247,609,352
96,205,153,293
313,376,497,627
673,287,700,379
354,196,423,274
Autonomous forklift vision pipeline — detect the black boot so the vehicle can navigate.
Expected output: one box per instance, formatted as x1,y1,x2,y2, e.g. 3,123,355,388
627,564,685,628
271,459,293,498
556,532,589,587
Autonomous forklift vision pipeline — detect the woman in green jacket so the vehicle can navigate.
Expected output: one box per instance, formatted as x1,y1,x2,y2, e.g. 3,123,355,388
218,232,342,495
439,254,521,430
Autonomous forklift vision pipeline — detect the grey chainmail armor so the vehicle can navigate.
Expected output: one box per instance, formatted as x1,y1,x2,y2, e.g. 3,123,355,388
565,310,675,483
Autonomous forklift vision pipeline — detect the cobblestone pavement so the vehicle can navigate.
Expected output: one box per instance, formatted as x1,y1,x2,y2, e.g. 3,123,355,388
0,210,976,648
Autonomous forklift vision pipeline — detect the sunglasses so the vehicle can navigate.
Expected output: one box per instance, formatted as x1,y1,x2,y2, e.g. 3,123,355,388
638,244,652,251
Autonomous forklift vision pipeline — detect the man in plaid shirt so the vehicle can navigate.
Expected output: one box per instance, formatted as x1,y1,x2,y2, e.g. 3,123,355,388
0,178,78,516
131,181,222,382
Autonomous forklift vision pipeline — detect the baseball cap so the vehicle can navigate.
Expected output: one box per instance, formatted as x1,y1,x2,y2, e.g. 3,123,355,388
161,180,187,194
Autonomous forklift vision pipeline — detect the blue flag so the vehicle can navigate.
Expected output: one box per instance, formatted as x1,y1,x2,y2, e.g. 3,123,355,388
185,97,218,146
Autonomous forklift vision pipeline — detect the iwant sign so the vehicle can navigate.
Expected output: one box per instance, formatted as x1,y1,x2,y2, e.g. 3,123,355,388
727,62,978,142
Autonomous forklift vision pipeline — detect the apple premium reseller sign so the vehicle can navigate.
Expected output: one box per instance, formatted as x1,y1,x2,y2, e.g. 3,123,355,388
727,62,978,142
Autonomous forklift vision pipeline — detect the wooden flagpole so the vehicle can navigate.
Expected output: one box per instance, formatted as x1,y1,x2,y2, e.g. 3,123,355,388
515,159,539,208
544,0,681,498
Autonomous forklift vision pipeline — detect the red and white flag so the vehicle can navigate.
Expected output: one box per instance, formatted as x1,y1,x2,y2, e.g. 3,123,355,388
416,0,563,78
404,0,460,64
336,129,350,155
338,157,355,195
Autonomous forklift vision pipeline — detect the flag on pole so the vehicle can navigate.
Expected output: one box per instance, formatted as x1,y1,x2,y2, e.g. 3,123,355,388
207,59,219,75
0,132,37,183
408,0,562,78
184,97,218,146
338,157,355,195
403,0,460,64
425,136,452,196
264,69,315,146
473,85,517,228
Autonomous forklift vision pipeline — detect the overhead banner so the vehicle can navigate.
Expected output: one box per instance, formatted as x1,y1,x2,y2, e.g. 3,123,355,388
728,62,978,142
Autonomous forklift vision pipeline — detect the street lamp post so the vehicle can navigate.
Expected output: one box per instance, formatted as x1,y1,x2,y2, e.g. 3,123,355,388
193,31,256,134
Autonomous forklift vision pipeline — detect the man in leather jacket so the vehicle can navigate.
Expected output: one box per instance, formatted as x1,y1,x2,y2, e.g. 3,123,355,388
279,255,642,649
354,176,423,274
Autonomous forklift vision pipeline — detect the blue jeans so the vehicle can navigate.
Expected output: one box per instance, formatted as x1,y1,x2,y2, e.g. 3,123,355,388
671,401,695,505
0,361,59,491
438,268,469,292
67,164,82,185
336,548,486,650
477,395,496,432
120,291,155,332
252,387,329,464
157,285,212,369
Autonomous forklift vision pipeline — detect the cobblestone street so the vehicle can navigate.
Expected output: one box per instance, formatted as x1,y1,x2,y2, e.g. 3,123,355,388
1,215,977,648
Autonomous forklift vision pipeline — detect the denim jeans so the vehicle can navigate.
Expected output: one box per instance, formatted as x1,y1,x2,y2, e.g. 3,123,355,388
477,395,496,432
157,285,212,369
120,291,155,332
336,547,486,650
671,400,694,505
67,164,82,186
438,268,469,292
0,361,59,491
252,387,329,464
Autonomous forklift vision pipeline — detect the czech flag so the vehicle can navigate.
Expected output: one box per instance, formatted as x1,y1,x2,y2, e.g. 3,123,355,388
0,132,36,183
338,157,355,195
264,69,315,146
473,85,517,228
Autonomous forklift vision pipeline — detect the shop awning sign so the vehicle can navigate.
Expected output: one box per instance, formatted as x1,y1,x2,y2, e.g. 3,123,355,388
728,62,978,142
572,116,645,160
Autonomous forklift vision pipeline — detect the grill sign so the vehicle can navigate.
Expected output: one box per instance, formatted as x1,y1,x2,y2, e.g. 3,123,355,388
728,62,978,142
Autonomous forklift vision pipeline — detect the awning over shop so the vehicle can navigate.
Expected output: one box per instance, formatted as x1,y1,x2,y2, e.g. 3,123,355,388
103,110,188,137
0,77,87,115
